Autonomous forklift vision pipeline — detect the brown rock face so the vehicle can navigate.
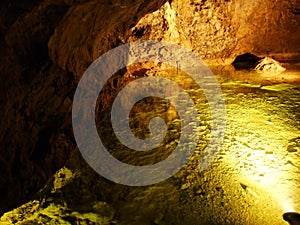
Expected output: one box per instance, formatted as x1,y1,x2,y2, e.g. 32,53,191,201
0,0,299,216
0,0,166,214
128,0,300,63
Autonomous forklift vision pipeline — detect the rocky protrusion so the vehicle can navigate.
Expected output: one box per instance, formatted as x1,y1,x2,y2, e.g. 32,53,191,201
254,57,286,73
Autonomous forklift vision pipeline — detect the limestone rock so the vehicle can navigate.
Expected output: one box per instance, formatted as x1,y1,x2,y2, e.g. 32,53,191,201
254,57,286,73
1,0,300,217
128,0,300,64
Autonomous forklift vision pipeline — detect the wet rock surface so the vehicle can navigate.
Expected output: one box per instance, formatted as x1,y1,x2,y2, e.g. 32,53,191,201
1,0,300,219
1,66,300,225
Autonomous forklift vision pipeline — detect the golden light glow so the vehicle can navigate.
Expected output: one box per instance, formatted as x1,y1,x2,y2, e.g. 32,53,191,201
222,103,300,218
240,148,295,212
281,199,295,213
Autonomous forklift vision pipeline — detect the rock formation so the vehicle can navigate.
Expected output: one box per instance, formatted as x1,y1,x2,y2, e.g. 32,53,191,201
0,0,299,217
255,57,286,73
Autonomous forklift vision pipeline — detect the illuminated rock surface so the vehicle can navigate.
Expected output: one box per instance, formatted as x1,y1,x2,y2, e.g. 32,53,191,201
1,65,300,224
255,57,286,73
0,0,300,223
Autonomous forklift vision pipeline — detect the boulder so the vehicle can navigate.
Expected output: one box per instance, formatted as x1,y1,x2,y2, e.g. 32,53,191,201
254,57,286,73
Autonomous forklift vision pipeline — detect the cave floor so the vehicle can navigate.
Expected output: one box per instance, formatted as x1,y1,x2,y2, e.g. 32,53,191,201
1,65,300,225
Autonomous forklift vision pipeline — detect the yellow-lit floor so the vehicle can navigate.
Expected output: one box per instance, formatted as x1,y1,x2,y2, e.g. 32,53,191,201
111,65,300,224
113,66,300,225
1,65,300,225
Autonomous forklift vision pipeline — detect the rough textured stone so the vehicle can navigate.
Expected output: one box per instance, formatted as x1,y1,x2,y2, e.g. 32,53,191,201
127,0,300,64
0,0,167,214
254,57,286,73
1,70,300,224
0,0,300,217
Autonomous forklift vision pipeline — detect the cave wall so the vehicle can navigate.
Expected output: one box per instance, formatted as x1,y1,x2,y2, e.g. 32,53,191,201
0,0,167,214
0,0,299,215
128,0,300,63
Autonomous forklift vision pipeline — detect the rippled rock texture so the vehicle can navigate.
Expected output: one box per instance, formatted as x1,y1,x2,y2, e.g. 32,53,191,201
0,0,300,216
